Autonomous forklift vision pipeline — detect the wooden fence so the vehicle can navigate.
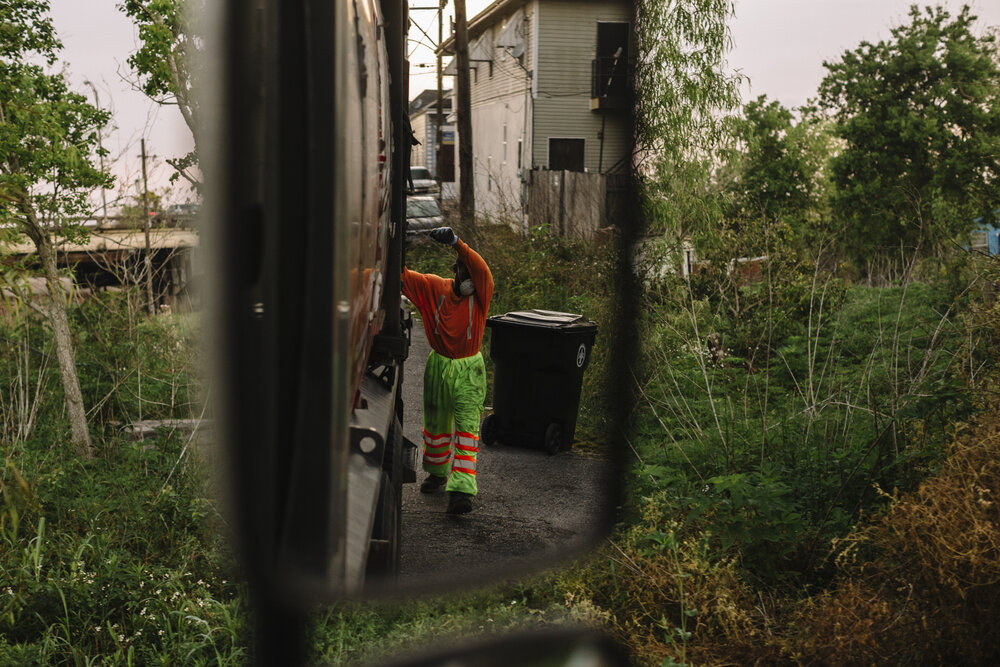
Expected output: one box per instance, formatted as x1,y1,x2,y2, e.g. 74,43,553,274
525,169,629,240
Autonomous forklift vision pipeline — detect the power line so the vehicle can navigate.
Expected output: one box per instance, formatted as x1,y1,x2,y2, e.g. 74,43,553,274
409,11,441,50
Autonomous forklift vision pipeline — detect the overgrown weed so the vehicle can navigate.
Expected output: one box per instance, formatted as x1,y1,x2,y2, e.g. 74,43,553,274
787,394,1000,664
0,294,246,663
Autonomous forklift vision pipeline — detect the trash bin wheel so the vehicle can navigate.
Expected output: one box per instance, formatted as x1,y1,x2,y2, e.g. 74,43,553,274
543,422,563,456
480,413,498,446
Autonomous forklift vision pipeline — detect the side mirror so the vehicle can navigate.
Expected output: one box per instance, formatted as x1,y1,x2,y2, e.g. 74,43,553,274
203,0,634,661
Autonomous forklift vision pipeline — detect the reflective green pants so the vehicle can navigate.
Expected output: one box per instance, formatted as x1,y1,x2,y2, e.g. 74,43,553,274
421,350,486,496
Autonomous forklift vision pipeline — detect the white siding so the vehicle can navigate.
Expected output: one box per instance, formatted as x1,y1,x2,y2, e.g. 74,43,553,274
410,108,454,179
469,6,534,108
532,0,631,172
459,1,537,225
410,111,429,168
470,100,528,219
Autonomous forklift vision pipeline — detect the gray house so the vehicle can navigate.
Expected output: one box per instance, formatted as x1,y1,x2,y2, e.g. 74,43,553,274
440,0,632,229
408,88,454,184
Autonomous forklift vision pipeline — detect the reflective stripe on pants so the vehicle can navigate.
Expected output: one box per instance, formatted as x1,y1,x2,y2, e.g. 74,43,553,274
422,350,486,495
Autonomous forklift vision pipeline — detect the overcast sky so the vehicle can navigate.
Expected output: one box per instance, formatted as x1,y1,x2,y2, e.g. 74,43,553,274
46,0,1000,207
49,1,194,207
408,0,1000,106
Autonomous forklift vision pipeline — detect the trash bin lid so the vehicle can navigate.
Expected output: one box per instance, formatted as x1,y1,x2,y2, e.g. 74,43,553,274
487,309,596,331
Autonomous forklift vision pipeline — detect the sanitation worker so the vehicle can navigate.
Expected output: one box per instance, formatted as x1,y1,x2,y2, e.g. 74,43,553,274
402,226,493,514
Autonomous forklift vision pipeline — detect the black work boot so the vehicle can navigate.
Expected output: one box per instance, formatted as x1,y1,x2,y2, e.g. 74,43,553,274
420,474,447,494
446,491,474,515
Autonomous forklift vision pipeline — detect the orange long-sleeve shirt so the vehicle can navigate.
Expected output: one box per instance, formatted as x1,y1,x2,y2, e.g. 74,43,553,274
401,239,494,359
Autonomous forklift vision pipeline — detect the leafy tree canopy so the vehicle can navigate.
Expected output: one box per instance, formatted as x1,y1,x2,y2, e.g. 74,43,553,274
635,0,744,163
728,96,822,223
0,0,112,244
118,0,202,190
818,4,1000,260
0,0,113,459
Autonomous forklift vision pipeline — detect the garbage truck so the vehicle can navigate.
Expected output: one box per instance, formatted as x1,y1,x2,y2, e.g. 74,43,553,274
212,0,416,607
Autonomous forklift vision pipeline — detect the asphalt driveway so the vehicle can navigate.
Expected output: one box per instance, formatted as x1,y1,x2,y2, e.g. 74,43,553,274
398,315,616,591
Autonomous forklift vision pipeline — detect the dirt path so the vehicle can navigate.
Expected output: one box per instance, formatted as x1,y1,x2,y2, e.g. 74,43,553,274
398,317,614,589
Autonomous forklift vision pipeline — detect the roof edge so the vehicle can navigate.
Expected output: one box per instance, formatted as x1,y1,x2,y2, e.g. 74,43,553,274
436,0,527,55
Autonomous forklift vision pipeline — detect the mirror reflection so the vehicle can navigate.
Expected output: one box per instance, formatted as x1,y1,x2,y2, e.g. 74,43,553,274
212,0,632,599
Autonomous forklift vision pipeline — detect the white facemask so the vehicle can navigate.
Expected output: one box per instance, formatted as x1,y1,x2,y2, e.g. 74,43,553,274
458,278,475,296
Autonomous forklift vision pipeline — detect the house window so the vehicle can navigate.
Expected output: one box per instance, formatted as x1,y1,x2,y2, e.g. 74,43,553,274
502,124,508,162
517,138,522,169
488,157,493,191
548,138,585,172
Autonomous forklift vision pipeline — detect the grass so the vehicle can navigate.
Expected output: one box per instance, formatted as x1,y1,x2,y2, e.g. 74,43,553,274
0,293,247,664
308,584,607,665
551,249,1000,665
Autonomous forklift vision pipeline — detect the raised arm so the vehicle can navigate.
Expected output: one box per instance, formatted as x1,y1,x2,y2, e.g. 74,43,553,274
455,239,494,307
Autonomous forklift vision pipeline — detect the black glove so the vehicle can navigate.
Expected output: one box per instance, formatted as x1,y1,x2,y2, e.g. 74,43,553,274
429,227,457,245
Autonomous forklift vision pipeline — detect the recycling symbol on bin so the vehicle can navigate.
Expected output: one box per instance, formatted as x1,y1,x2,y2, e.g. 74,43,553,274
576,343,587,368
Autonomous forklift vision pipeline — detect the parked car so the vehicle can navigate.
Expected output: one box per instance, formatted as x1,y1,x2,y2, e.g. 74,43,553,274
408,165,439,194
166,203,200,217
155,202,201,227
405,195,443,237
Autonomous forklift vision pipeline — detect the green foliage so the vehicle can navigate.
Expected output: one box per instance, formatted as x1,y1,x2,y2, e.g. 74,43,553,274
0,0,112,240
0,439,246,664
119,0,191,100
642,157,728,243
0,291,202,446
721,96,834,252
0,0,59,63
630,261,978,587
71,290,203,431
0,303,245,663
728,96,816,221
634,0,743,160
308,586,602,665
819,4,1000,264
118,0,201,188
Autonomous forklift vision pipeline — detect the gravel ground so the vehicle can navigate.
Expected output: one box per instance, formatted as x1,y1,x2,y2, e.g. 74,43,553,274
398,315,616,591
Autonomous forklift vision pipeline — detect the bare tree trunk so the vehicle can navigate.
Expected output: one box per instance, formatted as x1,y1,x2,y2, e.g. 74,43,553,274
35,233,95,460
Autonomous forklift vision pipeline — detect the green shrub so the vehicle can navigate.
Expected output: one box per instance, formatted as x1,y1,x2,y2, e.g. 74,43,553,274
0,297,246,664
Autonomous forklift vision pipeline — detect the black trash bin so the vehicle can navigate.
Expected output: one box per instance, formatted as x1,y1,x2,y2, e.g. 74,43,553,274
481,309,597,455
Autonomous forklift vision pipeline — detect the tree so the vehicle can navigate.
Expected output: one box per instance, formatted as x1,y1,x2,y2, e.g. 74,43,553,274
0,0,114,459
636,0,746,277
635,0,743,163
818,4,1000,265
118,0,202,190
727,97,820,222
722,96,834,252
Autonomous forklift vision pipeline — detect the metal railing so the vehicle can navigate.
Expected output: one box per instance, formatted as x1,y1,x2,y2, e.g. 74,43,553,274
591,56,635,100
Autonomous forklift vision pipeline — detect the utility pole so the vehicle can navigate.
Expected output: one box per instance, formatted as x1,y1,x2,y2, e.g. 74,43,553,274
84,81,108,227
435,0,444,204
140,138,156,315
454,0,474,225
